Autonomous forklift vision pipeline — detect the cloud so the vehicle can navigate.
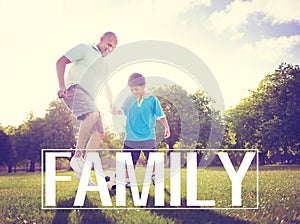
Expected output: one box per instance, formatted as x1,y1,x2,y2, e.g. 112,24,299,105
61,0,211,21
261,0,300,25
209,0,255,39
238,35,300,62
134,0,212,16
209,0,300,39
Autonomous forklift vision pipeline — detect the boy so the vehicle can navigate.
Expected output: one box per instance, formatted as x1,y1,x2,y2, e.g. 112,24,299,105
113,73,170,187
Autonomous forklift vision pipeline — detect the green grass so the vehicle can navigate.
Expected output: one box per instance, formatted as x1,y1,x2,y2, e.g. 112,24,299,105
0,166,299,224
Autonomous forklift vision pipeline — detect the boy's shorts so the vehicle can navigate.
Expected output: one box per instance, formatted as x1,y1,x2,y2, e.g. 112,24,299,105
123,140,156,166
63,85,104,133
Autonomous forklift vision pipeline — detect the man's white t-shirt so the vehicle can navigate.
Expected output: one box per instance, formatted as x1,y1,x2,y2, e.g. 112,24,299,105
64,43,107,99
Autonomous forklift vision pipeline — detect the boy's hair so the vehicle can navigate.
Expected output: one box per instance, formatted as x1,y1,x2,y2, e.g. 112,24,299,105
128,73,145,87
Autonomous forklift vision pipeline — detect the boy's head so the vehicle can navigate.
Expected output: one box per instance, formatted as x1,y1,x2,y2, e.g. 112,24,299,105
128,73,145,87
128,73,146,98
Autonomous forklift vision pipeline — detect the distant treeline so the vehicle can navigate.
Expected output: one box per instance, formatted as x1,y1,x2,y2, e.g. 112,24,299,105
0,63,299,172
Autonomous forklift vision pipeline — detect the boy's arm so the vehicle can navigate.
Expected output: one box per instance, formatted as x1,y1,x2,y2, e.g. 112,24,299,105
160,116,171,138
56,55,71,98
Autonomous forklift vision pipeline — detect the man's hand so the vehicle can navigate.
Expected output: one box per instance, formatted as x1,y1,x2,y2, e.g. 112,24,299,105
57,87,67,99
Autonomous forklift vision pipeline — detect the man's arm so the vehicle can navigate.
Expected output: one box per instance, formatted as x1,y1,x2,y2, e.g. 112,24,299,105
103,83,114,111
56,55,71,98
104,84,125,115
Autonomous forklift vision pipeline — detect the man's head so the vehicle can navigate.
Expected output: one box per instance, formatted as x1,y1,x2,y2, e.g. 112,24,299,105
128,73,146,98
98,31,118,57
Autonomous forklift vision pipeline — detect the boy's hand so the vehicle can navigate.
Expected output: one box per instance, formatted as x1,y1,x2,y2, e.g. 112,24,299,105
164,127,171,138
109,104,115,113
110,105,122,115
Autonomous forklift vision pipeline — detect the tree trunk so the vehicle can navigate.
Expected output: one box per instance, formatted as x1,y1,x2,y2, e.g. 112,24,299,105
28,160,35,172
259,151,267,165
8,165,12,173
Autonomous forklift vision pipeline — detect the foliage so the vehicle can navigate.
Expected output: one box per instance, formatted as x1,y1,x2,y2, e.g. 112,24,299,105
151,85,189,149
1,63,299,171
1,100,76,172
190,90,224,149
225,63,300,164
43,100,76,150
152,85,223,150
0,129,15,171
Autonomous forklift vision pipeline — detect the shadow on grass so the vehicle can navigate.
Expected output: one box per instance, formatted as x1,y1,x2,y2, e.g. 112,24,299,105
52,196,115,224
145,188,253,224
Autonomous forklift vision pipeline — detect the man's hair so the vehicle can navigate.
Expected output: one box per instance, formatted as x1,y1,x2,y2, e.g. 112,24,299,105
128,73,145,87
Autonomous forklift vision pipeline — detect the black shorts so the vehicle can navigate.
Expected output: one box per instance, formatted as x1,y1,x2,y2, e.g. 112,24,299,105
123,144,156,166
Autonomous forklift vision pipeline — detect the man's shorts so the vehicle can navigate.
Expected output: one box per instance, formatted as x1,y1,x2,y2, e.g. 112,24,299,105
63,85,104,133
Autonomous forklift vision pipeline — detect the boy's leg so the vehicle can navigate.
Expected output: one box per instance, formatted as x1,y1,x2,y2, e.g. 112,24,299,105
125,150,140,179
144,149,156,185
75,111,100,156
122,145,140,187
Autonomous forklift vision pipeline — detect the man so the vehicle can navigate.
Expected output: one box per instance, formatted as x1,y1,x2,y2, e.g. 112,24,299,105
56,32,118,183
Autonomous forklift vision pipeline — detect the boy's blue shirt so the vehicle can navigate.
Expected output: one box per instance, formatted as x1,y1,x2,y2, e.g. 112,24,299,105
121,94,165,141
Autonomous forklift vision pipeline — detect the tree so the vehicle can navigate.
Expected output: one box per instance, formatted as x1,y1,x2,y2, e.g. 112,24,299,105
190,90,224,149
151,84,224,167
39,100,77,171
225,63,300,164
42,100,76,149
26,114,45,172
0,129,15,172
257,63,300,164
151,85,199,149
14,100,76,172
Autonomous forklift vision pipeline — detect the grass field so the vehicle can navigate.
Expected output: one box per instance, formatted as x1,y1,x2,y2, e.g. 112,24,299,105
0,165,299,224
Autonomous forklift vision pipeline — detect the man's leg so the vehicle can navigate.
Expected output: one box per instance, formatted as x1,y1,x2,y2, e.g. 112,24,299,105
75,111,100,156
71,114,104,186
86,131,105,149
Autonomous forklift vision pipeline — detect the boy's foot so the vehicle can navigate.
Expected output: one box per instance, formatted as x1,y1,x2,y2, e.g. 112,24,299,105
151,174,155,185
107,180,116,191
115,174,131,188
124,176,154,188
105,176,111,182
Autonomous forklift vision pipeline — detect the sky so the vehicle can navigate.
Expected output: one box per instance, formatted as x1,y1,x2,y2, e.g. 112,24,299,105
0,0,299,127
